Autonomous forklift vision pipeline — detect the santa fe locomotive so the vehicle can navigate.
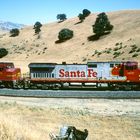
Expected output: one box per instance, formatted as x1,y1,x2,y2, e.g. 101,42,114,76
0,61,140,90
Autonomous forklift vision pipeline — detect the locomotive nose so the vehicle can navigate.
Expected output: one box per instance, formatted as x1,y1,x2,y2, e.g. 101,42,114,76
5,68,21,80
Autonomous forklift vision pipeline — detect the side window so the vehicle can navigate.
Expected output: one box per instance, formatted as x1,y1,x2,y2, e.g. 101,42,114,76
88,64,97,68
125,66,133,70
110,63,120,68
110,64,114,68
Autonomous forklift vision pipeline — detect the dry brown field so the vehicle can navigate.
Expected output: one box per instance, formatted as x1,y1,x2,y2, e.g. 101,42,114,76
0,97,140,140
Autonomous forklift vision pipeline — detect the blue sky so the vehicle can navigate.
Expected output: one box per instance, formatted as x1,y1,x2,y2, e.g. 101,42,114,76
0,0,140,25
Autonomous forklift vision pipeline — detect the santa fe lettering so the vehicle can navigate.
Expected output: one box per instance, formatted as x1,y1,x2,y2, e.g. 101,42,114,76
59,69,97,78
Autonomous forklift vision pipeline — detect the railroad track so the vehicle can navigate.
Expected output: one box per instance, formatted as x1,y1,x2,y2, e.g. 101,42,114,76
0,89,140,99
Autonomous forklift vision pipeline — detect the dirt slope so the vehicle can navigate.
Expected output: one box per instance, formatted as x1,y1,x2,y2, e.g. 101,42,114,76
0,10,140,73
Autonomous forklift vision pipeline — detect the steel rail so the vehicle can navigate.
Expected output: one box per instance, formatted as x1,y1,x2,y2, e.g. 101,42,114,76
0,89,140,99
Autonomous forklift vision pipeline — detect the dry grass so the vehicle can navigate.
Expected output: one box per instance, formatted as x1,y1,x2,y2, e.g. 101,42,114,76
0,101,140,140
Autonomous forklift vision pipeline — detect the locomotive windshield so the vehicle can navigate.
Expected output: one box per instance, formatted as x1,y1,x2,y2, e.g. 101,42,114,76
124,61,138,70
0,62,14,70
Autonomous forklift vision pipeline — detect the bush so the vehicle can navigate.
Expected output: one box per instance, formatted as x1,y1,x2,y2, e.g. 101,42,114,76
33,21,42,34
57,14,67,22
78,13,85,22
132,53,139,57
58,28,73,41
0,48,8,58
129,49,136,54
10,28,20,37
115,43,120,46
113,47,119,51
136,48,140,52
113,52,121,58
130,44,138,49
106,49,111,54
82,9,91,17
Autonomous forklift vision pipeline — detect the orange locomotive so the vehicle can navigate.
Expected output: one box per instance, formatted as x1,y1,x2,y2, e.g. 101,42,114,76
112,61,140,83
0,62,21,88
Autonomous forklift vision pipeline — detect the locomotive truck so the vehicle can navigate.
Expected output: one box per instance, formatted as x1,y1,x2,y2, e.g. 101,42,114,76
0,61,140,90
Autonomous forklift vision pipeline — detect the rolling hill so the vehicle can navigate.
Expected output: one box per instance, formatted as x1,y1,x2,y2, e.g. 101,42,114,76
0,10,140,73
0,20,25,34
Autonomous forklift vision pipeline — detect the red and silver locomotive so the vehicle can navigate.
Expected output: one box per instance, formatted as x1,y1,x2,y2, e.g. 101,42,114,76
28,61,140,90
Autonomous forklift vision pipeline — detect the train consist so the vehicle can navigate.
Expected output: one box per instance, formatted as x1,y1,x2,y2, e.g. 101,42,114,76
0,61,140,90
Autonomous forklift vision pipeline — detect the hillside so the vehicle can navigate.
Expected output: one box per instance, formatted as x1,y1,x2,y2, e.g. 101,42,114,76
0,10,140,73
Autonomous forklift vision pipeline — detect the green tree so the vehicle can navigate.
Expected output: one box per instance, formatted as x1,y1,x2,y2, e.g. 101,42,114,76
82,9,91,17
58,28,73,41
33,21,42,34
78,13,85,22
0,48,8,58
92,12,113,37
57,14,67,22
10,28,20,37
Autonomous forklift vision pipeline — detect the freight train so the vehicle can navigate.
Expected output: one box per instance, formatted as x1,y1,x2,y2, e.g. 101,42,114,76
0,61,140,90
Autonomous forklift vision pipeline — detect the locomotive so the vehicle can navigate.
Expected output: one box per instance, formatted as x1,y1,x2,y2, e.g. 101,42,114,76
0,61,140,90
0,62,21,88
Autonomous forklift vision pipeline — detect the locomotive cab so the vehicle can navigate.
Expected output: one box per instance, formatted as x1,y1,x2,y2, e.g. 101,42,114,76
112,61,140,82
0,62,21,88
123,61,140,82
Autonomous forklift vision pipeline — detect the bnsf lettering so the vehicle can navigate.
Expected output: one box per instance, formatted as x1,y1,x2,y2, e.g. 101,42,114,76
59,69,97,78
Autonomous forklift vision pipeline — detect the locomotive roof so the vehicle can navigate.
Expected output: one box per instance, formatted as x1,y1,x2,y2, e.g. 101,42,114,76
29,63,57,68
87,61,122,64
0,62,14,64
29,61,138,68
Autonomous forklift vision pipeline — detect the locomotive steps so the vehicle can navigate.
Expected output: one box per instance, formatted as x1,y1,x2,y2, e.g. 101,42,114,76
0,10,140,73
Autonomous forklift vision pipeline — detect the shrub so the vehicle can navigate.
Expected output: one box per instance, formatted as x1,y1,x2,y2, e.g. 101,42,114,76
113,52,121,58
93,50,99,55
113,47,120,51
129,49,136,54
115,43,120,46
82,58,87,62
136,48,140,52
106,50,111,54
10,28,20,37
82,9,91,17
97,52,102,56
58,28,73,41
57,14,67,22
132,53,138,57
130,44,138,50
0,48,8,58
33,21,42,34
78,13,85,22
